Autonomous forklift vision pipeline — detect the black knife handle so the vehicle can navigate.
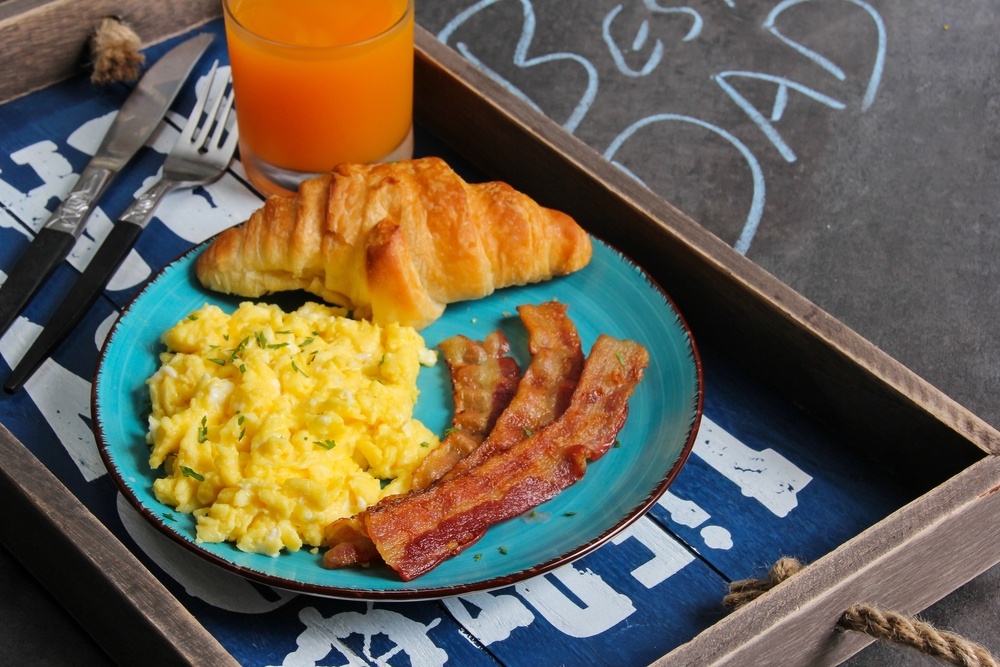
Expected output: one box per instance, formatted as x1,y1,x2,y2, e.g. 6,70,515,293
4,220,143,393
0,227,77,339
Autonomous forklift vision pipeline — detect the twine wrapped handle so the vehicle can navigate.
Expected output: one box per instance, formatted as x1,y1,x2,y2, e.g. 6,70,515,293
724,557,999,667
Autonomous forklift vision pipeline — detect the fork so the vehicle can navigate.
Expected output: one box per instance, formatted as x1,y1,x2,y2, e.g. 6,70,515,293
4,63,239,393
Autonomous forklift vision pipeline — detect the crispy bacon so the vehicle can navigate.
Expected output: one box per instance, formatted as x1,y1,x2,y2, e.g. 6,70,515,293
410,330,521,491
322,302,584,571
441,301,583,481
322,516,379,568
363,335,648,581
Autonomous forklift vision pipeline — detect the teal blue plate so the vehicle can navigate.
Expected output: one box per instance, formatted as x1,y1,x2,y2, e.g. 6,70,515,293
93,236,702,600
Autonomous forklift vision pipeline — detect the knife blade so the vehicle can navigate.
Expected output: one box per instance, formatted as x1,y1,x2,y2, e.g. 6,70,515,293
0,32,213,340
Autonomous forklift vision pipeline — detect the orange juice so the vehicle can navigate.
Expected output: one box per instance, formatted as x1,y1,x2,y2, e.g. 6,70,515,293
223,0,414,195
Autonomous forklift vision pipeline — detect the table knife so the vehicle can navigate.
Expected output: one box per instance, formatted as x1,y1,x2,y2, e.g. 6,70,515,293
0,32,213,340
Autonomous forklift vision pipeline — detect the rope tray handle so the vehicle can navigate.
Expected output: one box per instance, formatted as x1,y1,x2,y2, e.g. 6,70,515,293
724,557,999,667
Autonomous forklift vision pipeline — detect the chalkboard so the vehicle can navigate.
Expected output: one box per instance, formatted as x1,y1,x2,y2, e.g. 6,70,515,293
416,0,1000,434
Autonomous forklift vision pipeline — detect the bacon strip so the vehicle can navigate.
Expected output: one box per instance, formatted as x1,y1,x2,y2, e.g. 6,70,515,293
322,302,583,570
322,515,380,568
411,331,521,491
440,301,584,482
363,335,648,581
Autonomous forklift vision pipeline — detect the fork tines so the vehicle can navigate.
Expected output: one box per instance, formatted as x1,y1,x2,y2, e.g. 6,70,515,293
185,61,237,154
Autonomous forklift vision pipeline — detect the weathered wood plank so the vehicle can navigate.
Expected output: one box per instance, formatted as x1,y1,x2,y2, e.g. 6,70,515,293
0,0,221,103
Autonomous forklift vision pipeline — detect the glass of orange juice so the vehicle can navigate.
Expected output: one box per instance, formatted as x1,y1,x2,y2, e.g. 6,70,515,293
223,0,414,196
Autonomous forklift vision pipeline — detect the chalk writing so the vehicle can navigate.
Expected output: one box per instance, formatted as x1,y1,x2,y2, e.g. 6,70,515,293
439,0,598,132
437,0,887,254
715,71,846,163
604,113,766,254
603,3,702,78
765,0,886,111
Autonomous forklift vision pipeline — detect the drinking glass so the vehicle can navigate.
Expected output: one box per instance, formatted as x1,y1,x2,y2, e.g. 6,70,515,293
223,0,414,196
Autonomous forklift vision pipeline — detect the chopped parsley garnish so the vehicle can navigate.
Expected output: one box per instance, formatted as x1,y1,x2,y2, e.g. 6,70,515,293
181,466,204,482
291,360,309,377
229,335,250,362
197,416,208,443
315,439,336,450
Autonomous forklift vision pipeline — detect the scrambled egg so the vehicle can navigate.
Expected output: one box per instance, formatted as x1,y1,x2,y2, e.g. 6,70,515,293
145,301,439,556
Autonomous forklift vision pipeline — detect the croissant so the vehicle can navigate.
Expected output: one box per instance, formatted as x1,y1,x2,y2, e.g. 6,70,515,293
195,157,592,329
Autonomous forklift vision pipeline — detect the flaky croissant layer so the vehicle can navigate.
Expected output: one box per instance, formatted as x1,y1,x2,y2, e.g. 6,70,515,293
195,157,592,329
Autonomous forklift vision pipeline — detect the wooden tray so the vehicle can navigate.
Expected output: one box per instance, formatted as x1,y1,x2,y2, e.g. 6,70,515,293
2,2,999,665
